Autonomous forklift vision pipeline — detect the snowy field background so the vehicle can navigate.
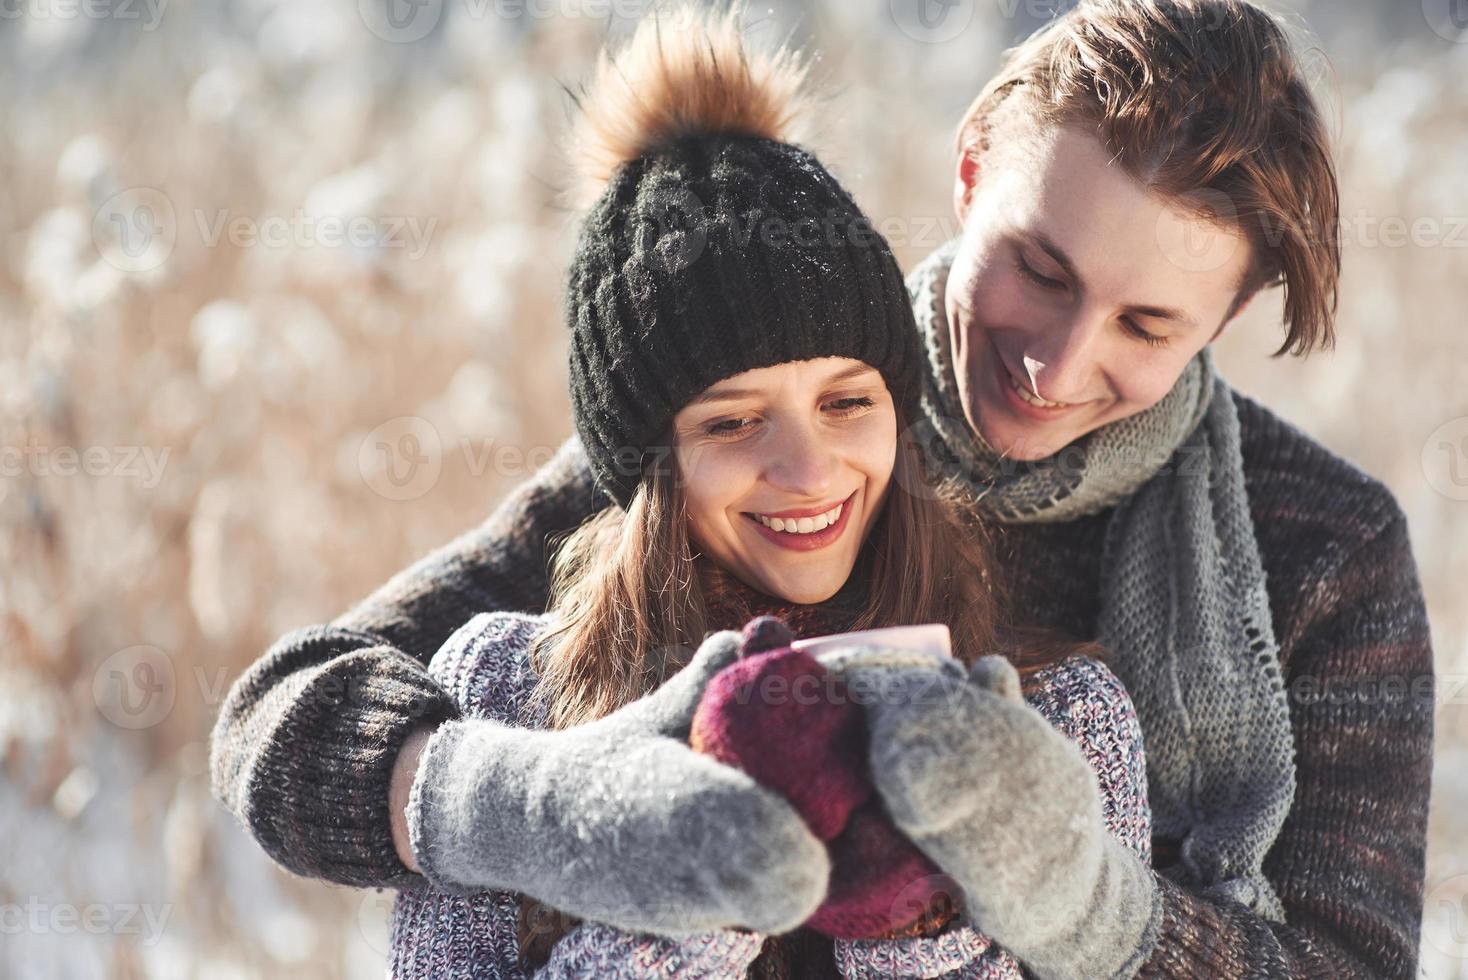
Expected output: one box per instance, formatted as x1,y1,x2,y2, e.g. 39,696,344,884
2,0,1467,976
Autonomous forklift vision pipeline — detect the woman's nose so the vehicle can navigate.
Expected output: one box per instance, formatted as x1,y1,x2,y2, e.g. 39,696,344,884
762,424,836,500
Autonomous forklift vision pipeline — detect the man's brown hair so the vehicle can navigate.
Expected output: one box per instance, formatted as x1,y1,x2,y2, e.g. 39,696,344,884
957,0,1339,356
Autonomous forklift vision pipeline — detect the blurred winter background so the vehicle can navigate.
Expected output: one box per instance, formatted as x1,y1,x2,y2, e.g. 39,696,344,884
2,0,1466,976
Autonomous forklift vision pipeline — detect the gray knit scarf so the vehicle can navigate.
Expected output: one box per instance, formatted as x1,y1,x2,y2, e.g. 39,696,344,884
909,240,1296,922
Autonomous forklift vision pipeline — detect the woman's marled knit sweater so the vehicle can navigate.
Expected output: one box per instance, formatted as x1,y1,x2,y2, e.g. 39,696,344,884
208,390,1436,978
384,609,1149,978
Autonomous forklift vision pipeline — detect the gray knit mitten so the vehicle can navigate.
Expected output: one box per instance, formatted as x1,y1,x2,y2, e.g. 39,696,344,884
406,623,831,937
818,648,1160,980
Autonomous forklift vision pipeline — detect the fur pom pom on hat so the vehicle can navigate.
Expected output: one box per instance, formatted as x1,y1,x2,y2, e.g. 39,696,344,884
563,5,923,508
567,6,811,210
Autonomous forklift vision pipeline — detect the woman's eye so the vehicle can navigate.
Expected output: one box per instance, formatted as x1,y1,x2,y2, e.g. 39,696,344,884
1015,254,1066,291
826,396,876,415
704,417,755,438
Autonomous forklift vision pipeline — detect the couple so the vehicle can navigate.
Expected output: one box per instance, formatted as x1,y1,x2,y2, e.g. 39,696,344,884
383,8,1153,976
210,1,1435,978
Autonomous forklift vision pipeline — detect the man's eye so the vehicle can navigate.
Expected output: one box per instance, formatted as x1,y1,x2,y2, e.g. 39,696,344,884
1122,318,1170,348
1015,254,1065,291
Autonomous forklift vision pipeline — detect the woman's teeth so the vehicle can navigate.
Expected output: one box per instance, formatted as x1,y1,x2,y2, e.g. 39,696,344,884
754,503,843,534
1008,367,1070,408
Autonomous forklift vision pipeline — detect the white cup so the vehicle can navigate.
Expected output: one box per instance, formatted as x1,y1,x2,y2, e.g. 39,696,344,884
790,623,953,660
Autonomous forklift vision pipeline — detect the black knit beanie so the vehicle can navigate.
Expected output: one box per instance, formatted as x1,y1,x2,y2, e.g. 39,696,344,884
564,14,922,508
567,137,922,508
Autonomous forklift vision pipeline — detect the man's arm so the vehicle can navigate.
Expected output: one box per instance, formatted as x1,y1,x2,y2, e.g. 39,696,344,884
1136,500,1434,978
208,435,604,889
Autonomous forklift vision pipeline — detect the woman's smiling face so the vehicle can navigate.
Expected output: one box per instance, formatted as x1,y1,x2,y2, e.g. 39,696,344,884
671,357,897,605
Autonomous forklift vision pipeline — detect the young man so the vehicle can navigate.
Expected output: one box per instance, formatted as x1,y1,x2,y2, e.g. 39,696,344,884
210,1,1433,976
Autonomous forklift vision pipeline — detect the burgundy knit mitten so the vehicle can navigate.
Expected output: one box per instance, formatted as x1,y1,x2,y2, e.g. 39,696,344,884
689,616,961,939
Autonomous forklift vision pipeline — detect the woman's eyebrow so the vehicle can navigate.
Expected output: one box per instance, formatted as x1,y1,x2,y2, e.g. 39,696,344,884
688,365,880,406
687,386,761,406
818,364,883,386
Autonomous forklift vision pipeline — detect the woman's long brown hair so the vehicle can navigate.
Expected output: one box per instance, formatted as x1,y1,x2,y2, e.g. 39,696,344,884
513,416,1101,965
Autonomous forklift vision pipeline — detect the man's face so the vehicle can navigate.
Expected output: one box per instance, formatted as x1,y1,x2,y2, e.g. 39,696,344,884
946,122,1256,460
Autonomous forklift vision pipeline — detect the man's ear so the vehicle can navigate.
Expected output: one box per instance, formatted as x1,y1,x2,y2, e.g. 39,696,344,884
954,143,982,224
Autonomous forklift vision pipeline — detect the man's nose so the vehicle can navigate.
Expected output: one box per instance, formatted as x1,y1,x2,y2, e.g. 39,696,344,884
1023,311,1107,403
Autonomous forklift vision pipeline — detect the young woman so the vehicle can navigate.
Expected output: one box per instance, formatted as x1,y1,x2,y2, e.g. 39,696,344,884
386,10,1150,978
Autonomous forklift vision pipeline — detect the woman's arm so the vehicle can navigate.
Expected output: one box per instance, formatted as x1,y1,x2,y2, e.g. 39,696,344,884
387,887,768,980
534,923,767,979
408,615,829,934
208,435,605,889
